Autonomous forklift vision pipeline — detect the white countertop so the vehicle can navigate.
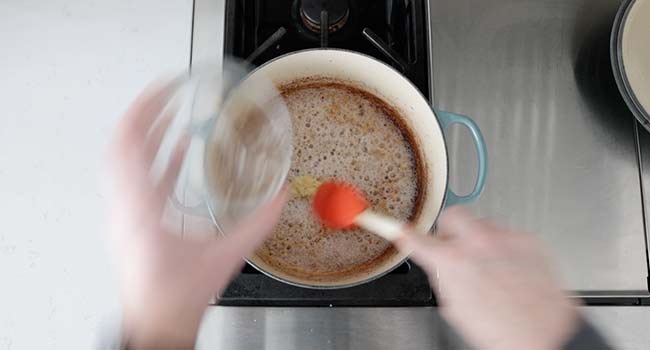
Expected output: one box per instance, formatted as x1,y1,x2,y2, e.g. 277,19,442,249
0,0,192,348
0,0,648,349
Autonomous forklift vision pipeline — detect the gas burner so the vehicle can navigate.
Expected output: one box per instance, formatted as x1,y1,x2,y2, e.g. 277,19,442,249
300,0,350,33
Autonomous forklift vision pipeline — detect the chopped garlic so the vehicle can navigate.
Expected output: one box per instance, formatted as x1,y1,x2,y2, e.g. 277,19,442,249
291,175,322,198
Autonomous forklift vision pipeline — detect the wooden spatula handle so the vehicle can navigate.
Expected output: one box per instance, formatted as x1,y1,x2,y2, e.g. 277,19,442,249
355,210,405,241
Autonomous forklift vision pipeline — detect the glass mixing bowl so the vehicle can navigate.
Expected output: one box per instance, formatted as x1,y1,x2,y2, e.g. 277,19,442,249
169,60,292,231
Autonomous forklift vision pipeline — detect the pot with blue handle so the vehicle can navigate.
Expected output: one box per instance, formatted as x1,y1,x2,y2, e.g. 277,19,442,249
186,49,487,289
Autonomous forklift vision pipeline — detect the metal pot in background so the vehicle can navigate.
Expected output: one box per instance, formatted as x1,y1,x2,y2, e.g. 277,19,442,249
611,0,650,131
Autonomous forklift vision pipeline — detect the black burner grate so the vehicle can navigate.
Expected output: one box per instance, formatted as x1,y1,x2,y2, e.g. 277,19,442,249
224,0,431,98
219,261,434,306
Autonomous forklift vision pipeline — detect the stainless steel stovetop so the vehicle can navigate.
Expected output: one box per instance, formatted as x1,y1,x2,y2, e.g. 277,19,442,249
430,0,649,295
187,0,650,348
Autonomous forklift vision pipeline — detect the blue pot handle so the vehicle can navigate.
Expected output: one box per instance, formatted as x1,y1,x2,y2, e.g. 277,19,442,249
436,110,488,206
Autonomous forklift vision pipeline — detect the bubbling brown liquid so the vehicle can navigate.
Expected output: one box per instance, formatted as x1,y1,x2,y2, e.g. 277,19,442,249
255,79,423,281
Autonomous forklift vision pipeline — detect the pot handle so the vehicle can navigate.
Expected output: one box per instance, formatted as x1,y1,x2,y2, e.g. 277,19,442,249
436,110,488,206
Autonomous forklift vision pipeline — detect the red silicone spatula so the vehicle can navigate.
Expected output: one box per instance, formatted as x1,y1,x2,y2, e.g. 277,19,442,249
312,180,405,241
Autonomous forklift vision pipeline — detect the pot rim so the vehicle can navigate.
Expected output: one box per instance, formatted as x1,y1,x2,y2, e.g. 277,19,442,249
206,48,450,289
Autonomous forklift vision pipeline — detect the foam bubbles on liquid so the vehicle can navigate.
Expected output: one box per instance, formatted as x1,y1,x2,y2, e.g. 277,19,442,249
257,84,420,278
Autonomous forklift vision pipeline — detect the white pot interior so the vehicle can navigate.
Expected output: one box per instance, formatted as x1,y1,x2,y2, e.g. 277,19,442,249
242,49,449,288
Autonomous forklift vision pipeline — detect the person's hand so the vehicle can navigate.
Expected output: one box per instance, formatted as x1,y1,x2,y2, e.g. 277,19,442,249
106,82,287,348
396,208,579,350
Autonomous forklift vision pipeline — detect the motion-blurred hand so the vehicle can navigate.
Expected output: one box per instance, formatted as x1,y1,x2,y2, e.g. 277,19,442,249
106,82,287,348
396,208,578,350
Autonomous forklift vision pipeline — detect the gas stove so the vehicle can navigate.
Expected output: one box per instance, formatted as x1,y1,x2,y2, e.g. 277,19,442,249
224,0,431,98
217,0,435,306
189,0,650,347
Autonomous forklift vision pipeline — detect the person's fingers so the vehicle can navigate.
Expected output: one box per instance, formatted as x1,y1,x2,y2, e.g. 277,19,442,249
204,189,289,288
395,230,446,274
502,232,548,264
153,133,191,212
437,206,478,238
460,218,510,255
118,79,180,145
144,107,175,166
112,80,180,167
109,79,180,188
